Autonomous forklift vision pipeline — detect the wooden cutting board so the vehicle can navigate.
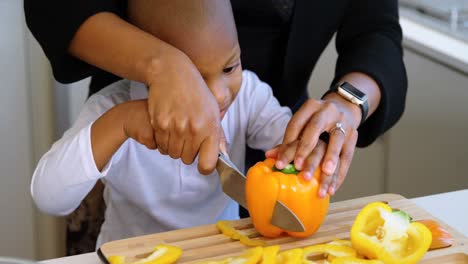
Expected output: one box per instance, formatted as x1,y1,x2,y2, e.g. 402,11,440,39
98,194,468,263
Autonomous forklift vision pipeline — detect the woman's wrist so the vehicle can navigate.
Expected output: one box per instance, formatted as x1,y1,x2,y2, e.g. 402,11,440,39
322,93,362,129
322,72,382,129
140,43,189,87
338,72,381,121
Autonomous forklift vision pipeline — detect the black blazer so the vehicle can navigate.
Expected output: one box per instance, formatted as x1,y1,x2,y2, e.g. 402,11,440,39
24,0,407,147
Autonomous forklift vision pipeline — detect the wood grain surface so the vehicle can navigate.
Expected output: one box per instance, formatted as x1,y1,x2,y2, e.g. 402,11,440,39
98,194,468,263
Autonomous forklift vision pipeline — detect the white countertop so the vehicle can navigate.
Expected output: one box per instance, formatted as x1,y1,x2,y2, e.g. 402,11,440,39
412,189,468,237
39,189,468,264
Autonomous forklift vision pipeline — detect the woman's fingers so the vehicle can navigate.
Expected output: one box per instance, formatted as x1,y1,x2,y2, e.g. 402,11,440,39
282,100,320,145
219,128,228,155
167,121,187,159
181,135,199,165
198,129,220,175
275,141,299,168
153,116,170,155
265,145,280,159
302,140,327,181
326,160,340,196
319,164,337,198
322,120,346,175
335,130,358,191
322,129,357,196
293,103,339,170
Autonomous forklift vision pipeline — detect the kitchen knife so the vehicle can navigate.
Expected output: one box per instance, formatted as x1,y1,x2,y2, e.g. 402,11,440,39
216,151,305,232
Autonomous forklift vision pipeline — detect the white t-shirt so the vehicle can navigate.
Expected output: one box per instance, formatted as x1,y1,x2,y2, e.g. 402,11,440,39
31,70,291,247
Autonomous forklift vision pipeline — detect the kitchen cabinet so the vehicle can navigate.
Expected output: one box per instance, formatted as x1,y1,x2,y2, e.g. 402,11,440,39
386,48,468,197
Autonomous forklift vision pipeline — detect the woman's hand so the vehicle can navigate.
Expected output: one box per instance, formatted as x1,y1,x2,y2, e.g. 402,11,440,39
145,46,221,175
271,73,381,197
268,72,381,197
271,96,361,197
70,13,221,175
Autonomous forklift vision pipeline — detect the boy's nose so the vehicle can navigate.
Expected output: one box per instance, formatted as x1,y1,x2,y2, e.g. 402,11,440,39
206,81,230,110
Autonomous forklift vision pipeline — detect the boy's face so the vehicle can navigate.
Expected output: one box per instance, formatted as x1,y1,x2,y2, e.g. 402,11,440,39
178,29,242,120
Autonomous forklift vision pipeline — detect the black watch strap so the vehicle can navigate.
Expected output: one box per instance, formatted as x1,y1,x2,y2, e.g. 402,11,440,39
322,82,369,126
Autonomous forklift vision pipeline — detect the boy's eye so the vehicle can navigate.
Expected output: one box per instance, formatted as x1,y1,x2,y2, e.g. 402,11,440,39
223,64,239,74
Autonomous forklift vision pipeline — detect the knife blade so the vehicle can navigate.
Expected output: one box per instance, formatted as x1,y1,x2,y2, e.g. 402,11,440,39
216,152,305,232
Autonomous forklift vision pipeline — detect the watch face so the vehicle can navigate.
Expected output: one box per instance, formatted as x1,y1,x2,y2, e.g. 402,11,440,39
341,82,367,100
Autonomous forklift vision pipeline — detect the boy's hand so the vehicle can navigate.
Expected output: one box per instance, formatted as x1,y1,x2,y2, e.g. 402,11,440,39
145,46,221,175
121,100,157,150
272,97,360,197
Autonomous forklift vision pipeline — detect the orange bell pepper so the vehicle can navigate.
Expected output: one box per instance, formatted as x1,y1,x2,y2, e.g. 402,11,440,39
416,219,454,249
245,158,329,238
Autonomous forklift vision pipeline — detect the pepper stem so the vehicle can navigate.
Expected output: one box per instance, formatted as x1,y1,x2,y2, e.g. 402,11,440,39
274,164,299,174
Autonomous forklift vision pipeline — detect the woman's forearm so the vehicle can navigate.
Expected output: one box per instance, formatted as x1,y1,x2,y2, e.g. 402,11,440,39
69,12,170,84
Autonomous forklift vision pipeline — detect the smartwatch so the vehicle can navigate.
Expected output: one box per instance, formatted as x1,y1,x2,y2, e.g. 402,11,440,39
323,82,369,126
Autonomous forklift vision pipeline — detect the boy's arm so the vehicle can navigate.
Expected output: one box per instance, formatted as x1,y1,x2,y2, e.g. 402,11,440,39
31,91,153,216
91,100,155,170
31,94,120,216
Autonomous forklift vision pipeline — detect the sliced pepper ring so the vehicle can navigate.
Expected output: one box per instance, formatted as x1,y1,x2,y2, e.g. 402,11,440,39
277,248,303,264
108,244,182,264
216,220,266,246
303,244,357,263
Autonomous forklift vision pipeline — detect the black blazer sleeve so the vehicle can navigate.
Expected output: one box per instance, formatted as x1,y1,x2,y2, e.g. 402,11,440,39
24,0,124,83
333,0,407,147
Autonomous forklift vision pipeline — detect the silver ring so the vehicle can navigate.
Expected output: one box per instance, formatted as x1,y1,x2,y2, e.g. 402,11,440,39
330,122,346,137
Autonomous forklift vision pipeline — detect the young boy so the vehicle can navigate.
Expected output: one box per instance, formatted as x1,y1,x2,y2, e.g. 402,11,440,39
32,0,293,247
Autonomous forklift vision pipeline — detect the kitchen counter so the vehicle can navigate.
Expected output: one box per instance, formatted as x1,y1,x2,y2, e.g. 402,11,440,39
40,189,468,264
400,16,468,75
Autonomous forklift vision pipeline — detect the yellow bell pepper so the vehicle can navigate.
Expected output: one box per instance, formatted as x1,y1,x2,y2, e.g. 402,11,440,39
303,244,357,263
216,220,266,246
260,245,280,264
108,256,126,264
277,248,303,264
108,244,182,264
350,202,432,264
327,239,352,248
330,257,383,264
225,247,263,264
246,159,329,238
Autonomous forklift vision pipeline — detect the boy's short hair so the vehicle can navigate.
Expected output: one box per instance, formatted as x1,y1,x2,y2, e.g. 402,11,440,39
128,0,238,51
